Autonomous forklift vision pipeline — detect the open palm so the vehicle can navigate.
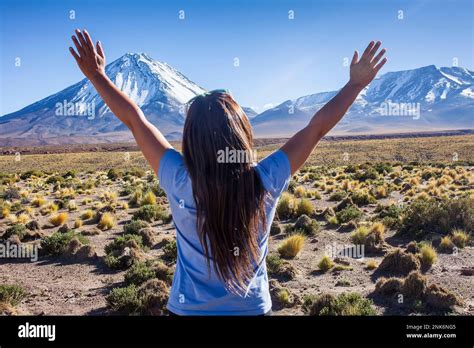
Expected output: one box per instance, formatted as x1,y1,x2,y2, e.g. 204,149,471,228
69,29,106,80
350,41,387,88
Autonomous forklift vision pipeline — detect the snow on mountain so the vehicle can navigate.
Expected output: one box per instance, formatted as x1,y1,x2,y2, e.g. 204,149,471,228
1,61,473,146
252,65,474,137
0,53,206,145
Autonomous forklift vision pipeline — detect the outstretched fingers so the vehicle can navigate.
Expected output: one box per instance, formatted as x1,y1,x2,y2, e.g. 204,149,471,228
361,41,375,61
75,29,90,54
69,47,81,63
368,41,382,60
371,48,386,66
83,30,96,53
374,57,388,73
71,35,85,58
96,41,105,59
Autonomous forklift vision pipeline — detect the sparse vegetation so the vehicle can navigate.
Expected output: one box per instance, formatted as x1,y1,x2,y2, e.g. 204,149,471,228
304,292,376,316
317,255,334,272
278,234,305,259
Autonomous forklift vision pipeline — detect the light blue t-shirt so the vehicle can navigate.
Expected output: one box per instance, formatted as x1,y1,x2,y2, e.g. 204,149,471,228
158,148,291,315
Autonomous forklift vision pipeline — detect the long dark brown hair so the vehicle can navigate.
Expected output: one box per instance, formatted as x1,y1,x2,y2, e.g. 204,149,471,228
182,91,267,294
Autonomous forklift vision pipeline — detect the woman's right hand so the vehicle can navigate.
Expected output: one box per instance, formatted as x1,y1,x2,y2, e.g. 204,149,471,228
349,41,387,90
69,29,106,80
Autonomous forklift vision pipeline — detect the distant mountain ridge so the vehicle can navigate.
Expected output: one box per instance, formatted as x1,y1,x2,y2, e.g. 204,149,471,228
252,65,474,137
1,56,473,146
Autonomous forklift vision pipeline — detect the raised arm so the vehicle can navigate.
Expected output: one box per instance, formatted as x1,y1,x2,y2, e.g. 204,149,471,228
281,41,387,174
69,29,172,175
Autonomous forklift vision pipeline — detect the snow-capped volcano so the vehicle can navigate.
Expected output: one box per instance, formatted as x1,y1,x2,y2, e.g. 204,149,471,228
75,52,206,117
0,53,206,145
252,65,474,137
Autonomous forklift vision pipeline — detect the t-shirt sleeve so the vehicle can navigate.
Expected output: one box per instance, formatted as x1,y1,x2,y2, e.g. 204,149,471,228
158,148,187,194
255,149,292,199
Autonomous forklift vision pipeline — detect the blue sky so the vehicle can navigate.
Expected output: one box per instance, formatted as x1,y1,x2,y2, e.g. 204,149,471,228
0,0,472,115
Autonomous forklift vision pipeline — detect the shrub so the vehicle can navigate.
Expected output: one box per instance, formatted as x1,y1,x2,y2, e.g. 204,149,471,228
107,168,123,180
31,195,47,207
374,163,393,174
126,168,145,178
129,189,143,206
275,288,291,306
451,229,470,248
351,227,370,245
270,221,282,235
3,224,27,240
81,209,95,220
132,204,164,222
277,234,305,259
419,244,437,267
0,284,27,306
124,220,149,235
49,212,68,227
162,240,177,263
329,191,346,201
73,218,83,229
438,236,454,253
276,192,295,219
98,212,116,230
336,205,363,223
365,259,378,270
326,215,339,226
41,231,88,256
294,186,306,198
370,222,385,239
351,191,377,206
292,215,320,236
354,168,378,182
296,198,314,216
399,197,474,239
305,292,376,316
105,234,144,255
377,248,421,276
266,253,283,274
425,284,462,310
106,285,142,314
141,190,157,206
374,277,404,296
401,271,427,299
317,255,334,272
124,262,156,286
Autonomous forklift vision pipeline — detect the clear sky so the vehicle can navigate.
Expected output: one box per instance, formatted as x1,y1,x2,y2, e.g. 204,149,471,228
0,0,472,115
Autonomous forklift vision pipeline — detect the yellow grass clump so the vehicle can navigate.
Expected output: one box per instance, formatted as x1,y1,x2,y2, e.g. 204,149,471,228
31,195,47,207
318,255,334,272
17,213,29,224
74,218,83,229
81,209,95,220
49,212,68,226
351,226,370,245
294,186,306,198
451,229,470,248
419,244,437,267
141,190,157,206
370,222,385,240
296,198,314,217
98,212,116,230
365,259,378,270
278,234,305,259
